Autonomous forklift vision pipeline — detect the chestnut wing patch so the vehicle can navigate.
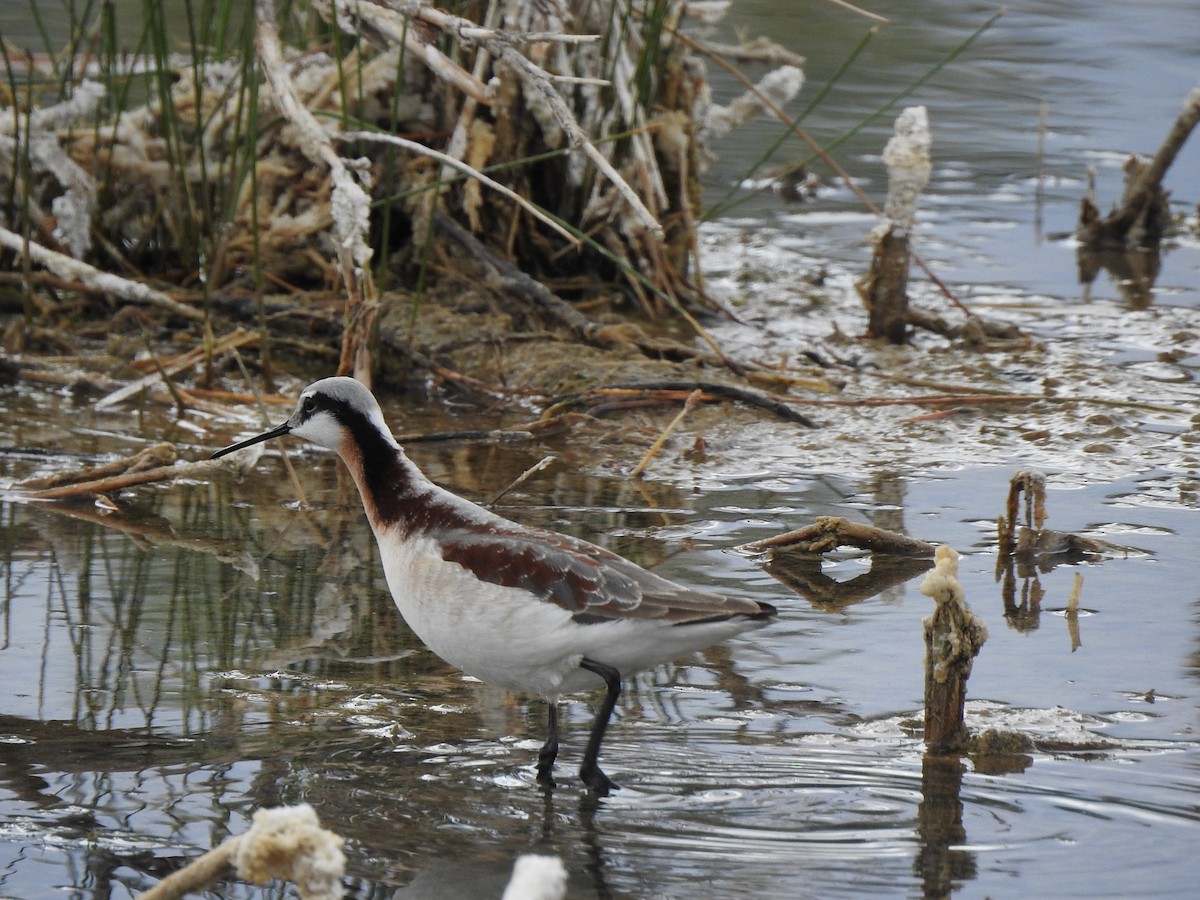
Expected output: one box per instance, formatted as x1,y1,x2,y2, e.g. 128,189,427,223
436,526,773,624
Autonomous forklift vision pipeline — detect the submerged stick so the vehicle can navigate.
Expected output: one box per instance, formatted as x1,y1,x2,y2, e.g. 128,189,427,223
920,546,988,753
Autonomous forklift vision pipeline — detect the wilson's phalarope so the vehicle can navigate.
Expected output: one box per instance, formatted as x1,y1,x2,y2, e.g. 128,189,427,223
213,376,775,794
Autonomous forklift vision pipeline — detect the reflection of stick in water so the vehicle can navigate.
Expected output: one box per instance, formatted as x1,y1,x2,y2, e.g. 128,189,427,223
921,546,987,753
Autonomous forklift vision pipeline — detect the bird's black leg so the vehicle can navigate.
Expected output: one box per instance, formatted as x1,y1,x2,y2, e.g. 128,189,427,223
578,657,622,795
537,701,559,788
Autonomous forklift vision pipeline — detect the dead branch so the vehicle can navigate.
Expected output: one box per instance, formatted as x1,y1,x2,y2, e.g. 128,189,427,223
137,805,344,900
631,389,703,477
1077,84,1200,250
19,456,226,501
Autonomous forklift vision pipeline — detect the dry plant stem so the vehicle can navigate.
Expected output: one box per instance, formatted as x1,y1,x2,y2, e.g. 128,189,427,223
437,0,498,224
490,41,663,240
256,0,378,383
822,0,891,23
1066,571,1083,652
741,515,937,556
631,388,703,478
330,0,660,237
0,225,202,321
486,455,556,507
921,546,987,753
323,0,492,104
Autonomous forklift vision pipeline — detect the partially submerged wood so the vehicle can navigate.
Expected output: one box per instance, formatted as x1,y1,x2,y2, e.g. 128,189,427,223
920,545,987,754
741,515,936,556
742,515,936,608
997,469,1133,569
1076,84,1200,251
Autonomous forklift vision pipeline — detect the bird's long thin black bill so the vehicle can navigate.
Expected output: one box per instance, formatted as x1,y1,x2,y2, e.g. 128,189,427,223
211,422,292,459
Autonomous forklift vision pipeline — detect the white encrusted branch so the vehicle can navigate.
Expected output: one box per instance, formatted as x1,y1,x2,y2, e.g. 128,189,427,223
703,65,805,140
874,105,931,240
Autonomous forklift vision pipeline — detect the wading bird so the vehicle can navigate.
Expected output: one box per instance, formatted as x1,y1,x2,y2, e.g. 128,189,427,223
213,377,775,794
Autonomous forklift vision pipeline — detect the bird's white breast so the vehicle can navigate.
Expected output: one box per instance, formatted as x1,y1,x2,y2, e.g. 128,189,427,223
371,526,591,695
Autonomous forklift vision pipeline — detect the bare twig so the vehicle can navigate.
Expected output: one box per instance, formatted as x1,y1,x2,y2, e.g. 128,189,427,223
631,389,703,478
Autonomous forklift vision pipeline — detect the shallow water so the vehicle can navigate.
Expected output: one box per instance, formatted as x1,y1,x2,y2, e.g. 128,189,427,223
3,1,1200,899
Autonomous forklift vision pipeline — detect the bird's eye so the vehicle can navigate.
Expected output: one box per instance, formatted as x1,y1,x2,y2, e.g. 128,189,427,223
301,396,316,415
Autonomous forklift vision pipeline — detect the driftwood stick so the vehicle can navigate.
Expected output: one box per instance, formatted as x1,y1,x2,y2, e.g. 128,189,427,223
138,804,344,900
921,546,987,753
138,838,241,900
741,516,936,556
